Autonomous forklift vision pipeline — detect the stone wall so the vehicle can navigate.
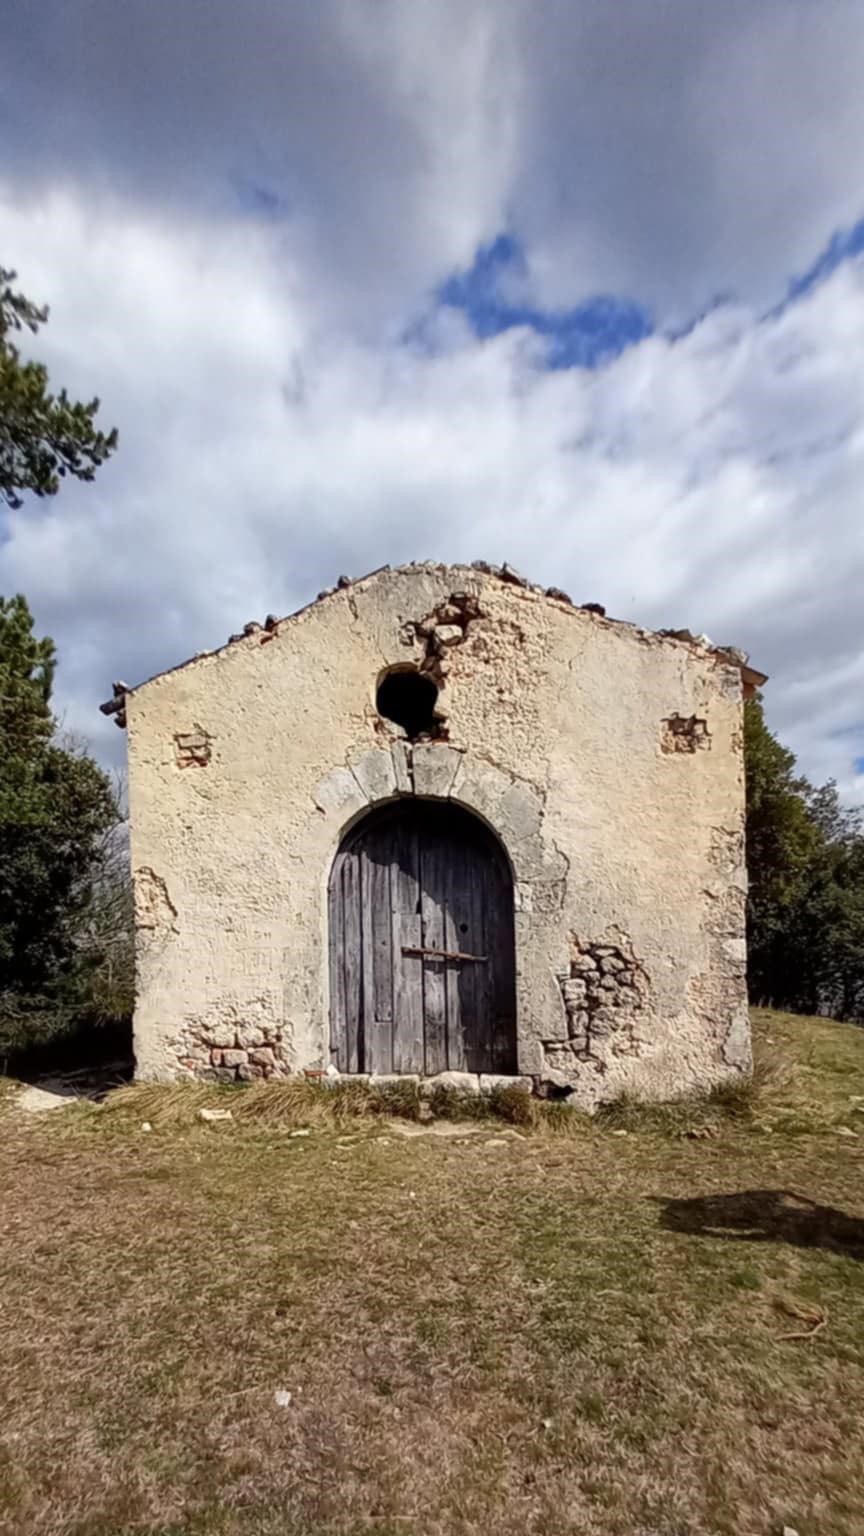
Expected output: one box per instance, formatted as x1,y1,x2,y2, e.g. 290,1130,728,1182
548,933,650,1082
125,561,752,1110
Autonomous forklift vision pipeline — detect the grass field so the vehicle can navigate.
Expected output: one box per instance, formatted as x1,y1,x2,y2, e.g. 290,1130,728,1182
1,1009,863,1536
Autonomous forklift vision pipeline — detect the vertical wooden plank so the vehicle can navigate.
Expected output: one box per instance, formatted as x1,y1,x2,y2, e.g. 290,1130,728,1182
371,833,394,1030
465,843,493,1073
391,816,424,1072
328,853,347,1071
420,828,448,1074
444,834,474,1072
490,851,518,1073
361,832,394,1075
341,851,363,1074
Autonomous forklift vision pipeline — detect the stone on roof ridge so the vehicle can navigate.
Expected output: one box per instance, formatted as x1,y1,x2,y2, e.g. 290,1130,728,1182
99,559,765,723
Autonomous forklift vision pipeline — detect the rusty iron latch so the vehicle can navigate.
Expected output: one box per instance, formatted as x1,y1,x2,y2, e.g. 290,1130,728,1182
402,945,488,964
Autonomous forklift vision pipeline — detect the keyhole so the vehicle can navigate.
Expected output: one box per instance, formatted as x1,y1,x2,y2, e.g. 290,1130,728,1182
460,922,468,934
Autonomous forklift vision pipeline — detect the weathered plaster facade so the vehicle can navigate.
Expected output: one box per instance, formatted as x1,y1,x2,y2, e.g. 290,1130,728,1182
118,562,760,1110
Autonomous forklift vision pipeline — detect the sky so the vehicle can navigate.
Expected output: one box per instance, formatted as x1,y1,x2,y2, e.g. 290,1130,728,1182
1,0,863,800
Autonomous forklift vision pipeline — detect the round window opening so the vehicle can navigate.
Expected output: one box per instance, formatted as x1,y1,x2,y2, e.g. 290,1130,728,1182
376,667,439,740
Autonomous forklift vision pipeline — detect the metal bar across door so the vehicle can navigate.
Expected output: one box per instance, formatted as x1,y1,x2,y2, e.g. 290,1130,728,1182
401,945,488,963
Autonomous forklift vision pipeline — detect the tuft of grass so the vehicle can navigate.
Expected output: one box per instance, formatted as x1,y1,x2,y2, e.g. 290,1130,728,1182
100,1075,602,1139
101,1075,556,1132
101,1075,404,1129
485,1082,540,1125
236,1074,419,1128
705,1072,758,1119
595,1090,731,1138
101,1079,238,1124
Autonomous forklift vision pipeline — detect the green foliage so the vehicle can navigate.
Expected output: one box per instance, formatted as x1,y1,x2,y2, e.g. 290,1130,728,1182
744,695,821,999
1,265,117,510
0,596,123,1056
745,695,864,1022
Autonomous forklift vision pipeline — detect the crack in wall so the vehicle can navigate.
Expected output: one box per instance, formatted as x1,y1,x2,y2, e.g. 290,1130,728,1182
467,748,549,803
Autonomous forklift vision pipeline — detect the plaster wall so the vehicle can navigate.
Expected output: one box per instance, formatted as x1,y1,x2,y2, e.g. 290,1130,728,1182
127,563,750,1110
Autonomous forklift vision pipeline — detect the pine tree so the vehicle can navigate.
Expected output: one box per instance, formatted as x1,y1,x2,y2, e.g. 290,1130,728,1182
1,266,117,510
744,695,864,1021
0,596,119,1052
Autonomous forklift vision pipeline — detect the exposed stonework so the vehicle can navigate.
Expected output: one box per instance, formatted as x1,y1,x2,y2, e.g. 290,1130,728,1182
134,867,177,933
545,933,649,1090
174,1013,293,1081
313,745,566,914
391,588,488,740
174,727,212,768
118,562,760,1104
697,832,751,1078
661,714,711,753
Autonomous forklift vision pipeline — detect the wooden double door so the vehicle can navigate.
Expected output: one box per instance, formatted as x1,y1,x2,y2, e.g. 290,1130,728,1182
328,800,517,1076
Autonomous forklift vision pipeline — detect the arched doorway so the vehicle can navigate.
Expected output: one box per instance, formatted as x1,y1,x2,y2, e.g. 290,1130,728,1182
328,800,517,1075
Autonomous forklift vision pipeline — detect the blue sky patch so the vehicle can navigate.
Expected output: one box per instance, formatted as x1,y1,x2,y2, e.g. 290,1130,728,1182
431,215,864,364
434,234,653,369
855,756,864,776
771,215,864,315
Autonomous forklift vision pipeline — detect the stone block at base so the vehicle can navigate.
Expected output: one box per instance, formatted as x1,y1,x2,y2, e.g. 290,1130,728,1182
479,1074,533,1093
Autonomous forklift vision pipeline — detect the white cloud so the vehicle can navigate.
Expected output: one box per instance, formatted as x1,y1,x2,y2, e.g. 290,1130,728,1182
1,187,862,801
509,0,864,317
3,1,864,326
0,0,516,332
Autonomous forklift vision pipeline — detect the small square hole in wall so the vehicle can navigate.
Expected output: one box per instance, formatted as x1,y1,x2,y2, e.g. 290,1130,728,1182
661,714,711,753
174,728,212,767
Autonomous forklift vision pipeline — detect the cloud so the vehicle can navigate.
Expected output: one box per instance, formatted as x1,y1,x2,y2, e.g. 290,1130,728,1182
506,0,864,318
0,0,518,332
433,235,654,367
3,1,864,325
1,186,862,801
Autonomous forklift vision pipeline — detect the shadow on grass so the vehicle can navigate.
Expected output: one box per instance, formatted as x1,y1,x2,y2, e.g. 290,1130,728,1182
5,1015,133,1103
653,1189,864,1261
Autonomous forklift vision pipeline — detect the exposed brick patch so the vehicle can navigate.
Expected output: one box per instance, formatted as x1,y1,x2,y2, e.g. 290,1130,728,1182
173,1017,291,1080
661,714,711,753
174,727,212,768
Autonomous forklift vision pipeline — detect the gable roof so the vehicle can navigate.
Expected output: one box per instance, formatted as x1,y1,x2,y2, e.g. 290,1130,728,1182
99,559,768,728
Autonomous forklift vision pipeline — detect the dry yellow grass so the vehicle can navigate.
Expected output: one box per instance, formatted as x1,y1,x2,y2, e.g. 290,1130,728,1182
1,1009,863,1535
99,1072,563,1130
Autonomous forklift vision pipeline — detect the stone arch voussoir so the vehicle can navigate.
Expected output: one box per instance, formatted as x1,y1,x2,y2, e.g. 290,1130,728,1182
313,744,566,898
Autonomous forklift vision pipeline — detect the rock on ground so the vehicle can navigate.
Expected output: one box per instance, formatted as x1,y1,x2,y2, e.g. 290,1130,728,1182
17,1085,77,1114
